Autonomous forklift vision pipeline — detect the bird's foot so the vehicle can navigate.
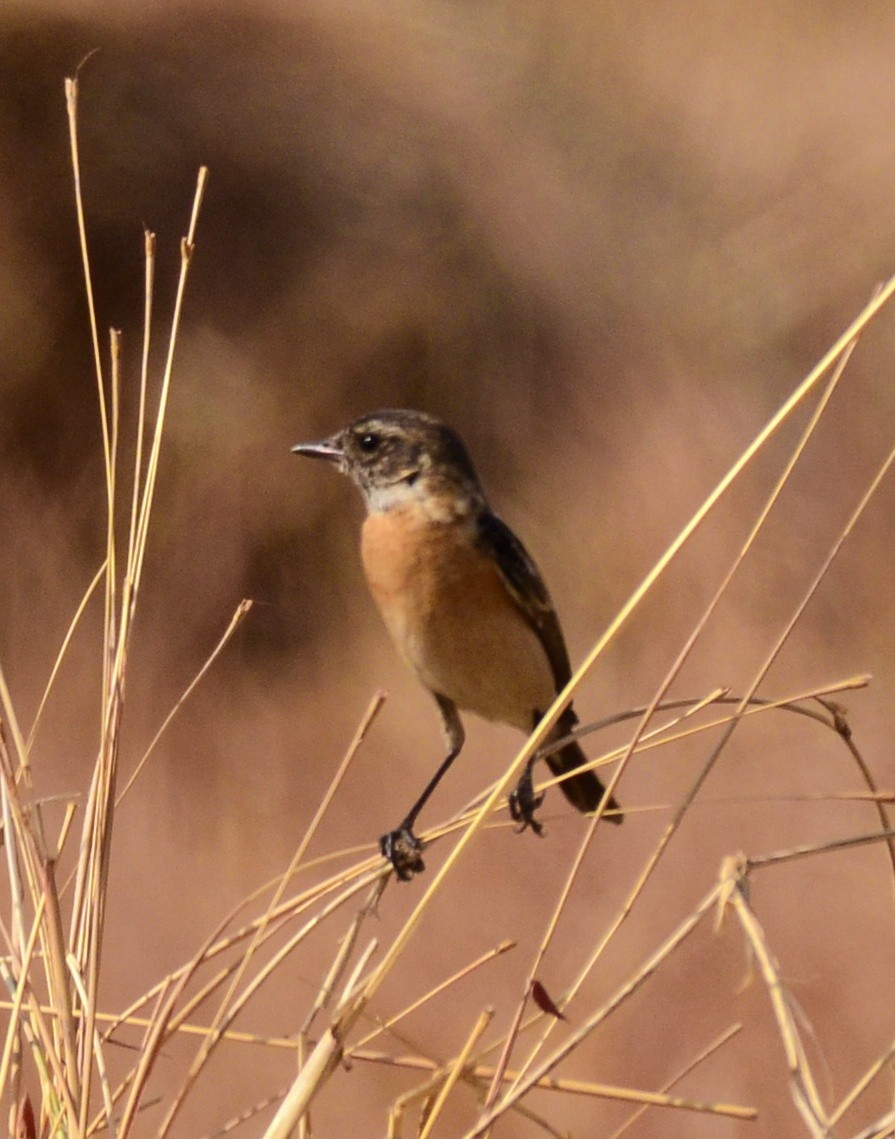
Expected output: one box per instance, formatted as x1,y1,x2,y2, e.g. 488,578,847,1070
508,765,545,836
379,825,426,880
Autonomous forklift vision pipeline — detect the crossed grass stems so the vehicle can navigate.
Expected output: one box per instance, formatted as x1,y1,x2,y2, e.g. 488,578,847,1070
1,73,895,1139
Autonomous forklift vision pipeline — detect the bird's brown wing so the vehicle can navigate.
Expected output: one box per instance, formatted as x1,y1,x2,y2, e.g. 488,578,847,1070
475,511,572,693
477,512,622,822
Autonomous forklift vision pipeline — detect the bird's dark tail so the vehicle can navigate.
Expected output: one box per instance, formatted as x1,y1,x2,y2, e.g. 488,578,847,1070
544,714,623,823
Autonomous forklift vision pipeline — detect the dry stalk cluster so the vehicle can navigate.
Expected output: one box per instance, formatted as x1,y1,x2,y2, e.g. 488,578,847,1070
1,76,895,1139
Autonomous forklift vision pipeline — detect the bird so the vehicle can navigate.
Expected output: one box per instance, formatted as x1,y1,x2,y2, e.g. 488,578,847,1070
292,409,622,879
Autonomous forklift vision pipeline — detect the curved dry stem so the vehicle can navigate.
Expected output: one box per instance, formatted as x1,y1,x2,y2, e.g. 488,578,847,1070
116,600,254,806
25,561,106,756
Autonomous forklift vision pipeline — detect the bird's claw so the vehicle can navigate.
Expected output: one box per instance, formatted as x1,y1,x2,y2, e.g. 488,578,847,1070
508,766,545,835
379,825,426,880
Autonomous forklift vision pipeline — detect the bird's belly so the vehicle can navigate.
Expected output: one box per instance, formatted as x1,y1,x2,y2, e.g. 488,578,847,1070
361,508,556,730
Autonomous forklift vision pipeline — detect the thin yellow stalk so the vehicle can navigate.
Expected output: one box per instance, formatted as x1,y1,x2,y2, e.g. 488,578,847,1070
301,883,385,1037
123,230,155,594
103,327,121,712
0,999,299,1051
336,936,380,1011
293,1035,309,1139
116,600,254,805
0,720,43,956
589,315,860,836
351,940,515,1052
64,76,109,502
352,1047,755,1119
0,896,47,1094
127,169,208,614
746,827,895,871
723,860,828,1133
40,861,79,1103
831,1037,895,1126
70,167,207,1126
0,665,34,792
608,1024,745,1137
67,958,116,1139
0,760,26,958
417,1007,493,1139
25,561,106,755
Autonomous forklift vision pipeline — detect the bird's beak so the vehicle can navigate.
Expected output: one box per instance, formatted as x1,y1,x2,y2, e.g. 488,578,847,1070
291,437,343,463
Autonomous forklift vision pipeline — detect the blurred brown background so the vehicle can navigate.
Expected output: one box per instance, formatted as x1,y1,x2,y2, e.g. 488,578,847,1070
3,1,895,1135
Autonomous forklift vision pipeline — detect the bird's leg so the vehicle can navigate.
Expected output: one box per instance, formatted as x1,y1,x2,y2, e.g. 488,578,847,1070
508,756,545,835
507,711,546,835
380,695,465,880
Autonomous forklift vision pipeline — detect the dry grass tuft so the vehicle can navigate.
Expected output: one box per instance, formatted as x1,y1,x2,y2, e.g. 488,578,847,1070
2,75,895,1139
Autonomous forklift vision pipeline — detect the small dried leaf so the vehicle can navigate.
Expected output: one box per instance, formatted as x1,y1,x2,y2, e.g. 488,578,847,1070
531,980,566,1020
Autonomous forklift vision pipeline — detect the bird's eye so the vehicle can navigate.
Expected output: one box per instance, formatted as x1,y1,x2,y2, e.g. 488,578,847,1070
357,432,380,453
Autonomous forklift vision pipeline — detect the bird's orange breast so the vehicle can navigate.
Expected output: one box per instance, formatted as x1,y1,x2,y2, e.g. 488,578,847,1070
361,504,555,730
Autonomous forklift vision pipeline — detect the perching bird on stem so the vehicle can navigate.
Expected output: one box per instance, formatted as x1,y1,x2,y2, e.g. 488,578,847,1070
293,409,622,880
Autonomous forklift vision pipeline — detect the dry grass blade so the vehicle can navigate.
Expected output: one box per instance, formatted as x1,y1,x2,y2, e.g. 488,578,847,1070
116,599,254,805
746,827,895,871
482,779,614,1113
722,858,829,1136
830,1038,895,1127
350,940,515,1054
608,1023,747,1138
25,562,106,755
64,75,108,492
0,898,48,1096
262,990,369,1139
814,698,895,906
123,230,155,604
301,878,387,1038
353,1047,756,1122
416,1006,493,1139
467,885,723,1137
156,695,386,1137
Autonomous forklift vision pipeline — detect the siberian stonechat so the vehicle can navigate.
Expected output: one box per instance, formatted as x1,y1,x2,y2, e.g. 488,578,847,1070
293,409,622,879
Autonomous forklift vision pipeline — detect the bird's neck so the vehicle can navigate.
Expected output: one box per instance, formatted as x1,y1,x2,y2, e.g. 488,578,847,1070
363,472,484,524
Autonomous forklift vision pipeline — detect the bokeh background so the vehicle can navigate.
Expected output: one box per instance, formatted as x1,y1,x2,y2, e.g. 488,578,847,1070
3,1,895,1135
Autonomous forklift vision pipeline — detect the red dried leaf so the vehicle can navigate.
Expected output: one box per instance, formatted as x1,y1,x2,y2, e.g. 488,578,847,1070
531,979,567,1020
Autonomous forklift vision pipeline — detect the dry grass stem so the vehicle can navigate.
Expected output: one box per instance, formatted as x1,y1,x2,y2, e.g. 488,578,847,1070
415,1006,494,1139
607,1023,747,1138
